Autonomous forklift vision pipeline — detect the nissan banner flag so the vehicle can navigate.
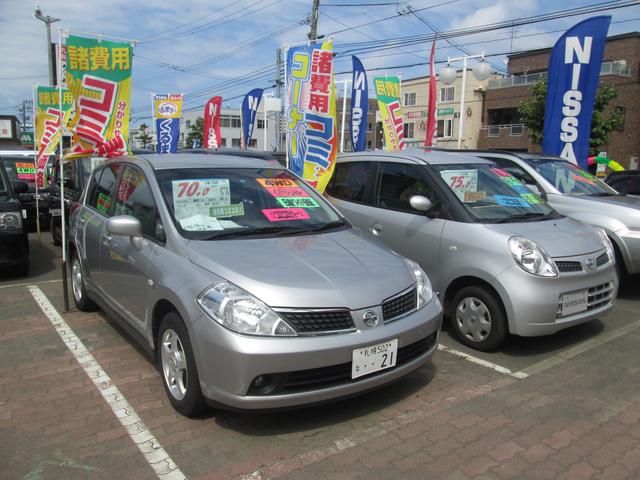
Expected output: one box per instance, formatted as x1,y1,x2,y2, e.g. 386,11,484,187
542,16,611,168
203,96,222,149
241,88,263,149
350,56,368,152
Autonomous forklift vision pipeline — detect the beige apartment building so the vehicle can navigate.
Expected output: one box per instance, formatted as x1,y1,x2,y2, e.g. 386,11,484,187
401,70,500,149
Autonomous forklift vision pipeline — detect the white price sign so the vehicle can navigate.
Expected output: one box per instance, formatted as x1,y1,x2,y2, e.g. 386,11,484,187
440,169,478,201
172,178,231,220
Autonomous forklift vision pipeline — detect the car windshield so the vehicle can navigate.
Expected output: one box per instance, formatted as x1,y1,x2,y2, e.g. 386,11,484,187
524,158,618,196
156,167,346,240
0,164,8,195
1,155,36,188
432,163,557,223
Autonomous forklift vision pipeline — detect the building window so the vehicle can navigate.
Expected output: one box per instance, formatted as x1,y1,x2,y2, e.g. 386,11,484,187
367,122,372,131
403,122,415,139
615,106,625,132
220,138,227,147
249,139,257,147
221,116,230,128
437,119,453,138
404,92,416,106
440,86,455,103
367,140,372,149
231,116,241,128
231,138,241,147
257,119,265,129
185,120,191,129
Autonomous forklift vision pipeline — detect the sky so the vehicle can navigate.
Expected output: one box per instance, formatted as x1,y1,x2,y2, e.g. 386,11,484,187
1,0,639,127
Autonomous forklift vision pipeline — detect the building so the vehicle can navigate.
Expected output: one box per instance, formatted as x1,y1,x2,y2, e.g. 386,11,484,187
0,116,22,148
400,70,500,149
338,98,380,151
478,32,640,169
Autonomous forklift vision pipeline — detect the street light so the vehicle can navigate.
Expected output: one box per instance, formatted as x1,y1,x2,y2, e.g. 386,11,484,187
33,6,61,86
440,53,491,149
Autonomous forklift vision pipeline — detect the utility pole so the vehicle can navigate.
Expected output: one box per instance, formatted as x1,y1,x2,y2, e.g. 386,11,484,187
276,47,282,152
308,0,320,42
33,6,60,86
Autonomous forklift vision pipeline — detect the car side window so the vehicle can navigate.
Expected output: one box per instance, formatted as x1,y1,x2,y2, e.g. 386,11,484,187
88,164,119,216
325,161,373,203
487,158,537,184
375,162,440,214
114,166,161,241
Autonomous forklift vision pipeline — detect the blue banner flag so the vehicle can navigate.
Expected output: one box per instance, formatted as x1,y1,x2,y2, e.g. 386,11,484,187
350,56,368,152
542,16,611,168
155,118,180,154
241,88,264,148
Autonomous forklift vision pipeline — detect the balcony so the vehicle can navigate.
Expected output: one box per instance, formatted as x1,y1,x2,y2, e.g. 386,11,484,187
486,61,631,90
483,124,525,137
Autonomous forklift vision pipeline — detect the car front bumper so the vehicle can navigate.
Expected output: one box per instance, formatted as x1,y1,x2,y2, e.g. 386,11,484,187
190,297,443,410
616,227,640,274
493,254,617,337
0,231,28,267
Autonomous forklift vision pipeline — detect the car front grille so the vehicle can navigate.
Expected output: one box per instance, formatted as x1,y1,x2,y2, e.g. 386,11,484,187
588,282,615,311
277,310,355,334
246,333,439,396
556,261,583,273
382,288,417,322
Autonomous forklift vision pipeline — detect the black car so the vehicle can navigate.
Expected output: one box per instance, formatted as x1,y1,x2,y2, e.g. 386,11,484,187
0,157,29,276
605,170,640,195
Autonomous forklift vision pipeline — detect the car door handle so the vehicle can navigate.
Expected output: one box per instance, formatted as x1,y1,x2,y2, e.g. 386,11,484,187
369,223,383,236
79,217,86,225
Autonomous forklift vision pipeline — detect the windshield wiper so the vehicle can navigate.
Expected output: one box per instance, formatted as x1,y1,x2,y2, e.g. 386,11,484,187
494,212,553,223
589,192,618,197
301,221,347,234
203,225,311,240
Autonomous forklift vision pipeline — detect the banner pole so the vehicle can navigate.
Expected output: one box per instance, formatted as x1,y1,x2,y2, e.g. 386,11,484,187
283,44,289,169
263,95,268,152
32,84,41,245
340,80,349,153
57,29,69,312
150,92,156,151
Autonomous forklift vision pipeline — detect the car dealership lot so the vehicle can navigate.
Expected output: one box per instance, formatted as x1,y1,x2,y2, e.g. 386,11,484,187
2,235,640,480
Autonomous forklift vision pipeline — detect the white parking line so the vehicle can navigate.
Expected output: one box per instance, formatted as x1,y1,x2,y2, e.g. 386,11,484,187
28,286,186,480
437,344,529,379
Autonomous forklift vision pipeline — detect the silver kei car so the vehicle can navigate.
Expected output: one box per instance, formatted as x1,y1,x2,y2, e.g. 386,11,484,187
325,149,618,351
68,153,442,416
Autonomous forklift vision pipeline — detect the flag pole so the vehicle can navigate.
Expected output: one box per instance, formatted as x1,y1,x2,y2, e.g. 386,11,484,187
32,84,41,245
57,28,69,311
150,92,156,151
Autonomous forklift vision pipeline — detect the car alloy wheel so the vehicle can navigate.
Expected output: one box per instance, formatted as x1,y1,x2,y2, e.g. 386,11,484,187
71,256,84,304
455,296,492,343
161,328,188,401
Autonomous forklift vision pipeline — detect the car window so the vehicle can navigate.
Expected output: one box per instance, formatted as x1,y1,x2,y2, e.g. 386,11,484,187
0,164,8,194
485,157,538,186
88,164,120,216
325,161,372,203
1,156,36,188
524,158,617,195
375,162,440,214
114,166,160,239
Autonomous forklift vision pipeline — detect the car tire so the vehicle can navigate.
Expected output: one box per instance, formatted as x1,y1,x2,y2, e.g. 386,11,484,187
449,286,507,351
71,252,98,312
50,217,62,246
157,312,209,417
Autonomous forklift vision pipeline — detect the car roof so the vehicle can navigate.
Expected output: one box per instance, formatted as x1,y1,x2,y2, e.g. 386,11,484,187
0,150,34,157
433,148,565,163
106,152,281,171
339,148,495,166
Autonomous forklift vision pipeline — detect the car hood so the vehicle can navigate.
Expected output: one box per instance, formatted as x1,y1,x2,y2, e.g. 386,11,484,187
485,216,603,258
186,228,415,309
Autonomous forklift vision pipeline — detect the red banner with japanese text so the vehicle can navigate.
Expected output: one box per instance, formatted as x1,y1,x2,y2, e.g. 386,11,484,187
203,96,222,149
64,35,132,158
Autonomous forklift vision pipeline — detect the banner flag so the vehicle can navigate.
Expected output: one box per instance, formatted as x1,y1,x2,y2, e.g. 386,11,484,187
285,40,338,192
373,76,405,151
241,88,264,149
65,35,132,158
542,16,611,168
154,93,183,154
425,37,438,147
35,86,73,188
350,56,368,152
203,96,222,149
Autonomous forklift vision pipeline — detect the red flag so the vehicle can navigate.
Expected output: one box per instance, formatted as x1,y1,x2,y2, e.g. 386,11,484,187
203,96,222,149
425,37,437,147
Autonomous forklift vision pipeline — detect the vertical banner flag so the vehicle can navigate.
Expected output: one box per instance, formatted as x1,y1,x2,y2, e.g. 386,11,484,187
350,56,368,152
425,37,438,147
241,88,264,149
542,16,611,168
35,86,73,188
154,94,183,154
203,96,222,149
65,35,132,158
374,76,405,151
285,40,338,192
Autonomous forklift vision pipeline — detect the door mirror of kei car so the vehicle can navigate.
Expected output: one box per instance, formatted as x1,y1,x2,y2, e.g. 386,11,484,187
13,181,28,194
525,183,542,195
107,215,144,250
410,195,432,212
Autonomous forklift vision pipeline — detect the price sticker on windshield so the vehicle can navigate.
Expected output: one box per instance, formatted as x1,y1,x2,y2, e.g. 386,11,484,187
440,169,478,201
172,179,230,220
275,197,319,208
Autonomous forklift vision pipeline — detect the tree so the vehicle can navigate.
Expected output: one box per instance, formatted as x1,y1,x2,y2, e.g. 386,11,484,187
518,80,624,155
137,123,153,149
185,117,204,148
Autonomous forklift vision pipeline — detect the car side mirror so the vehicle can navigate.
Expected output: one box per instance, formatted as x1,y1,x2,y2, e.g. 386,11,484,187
13,181,28,194
410,195,432,212
525,183,541,195
107,215,143,250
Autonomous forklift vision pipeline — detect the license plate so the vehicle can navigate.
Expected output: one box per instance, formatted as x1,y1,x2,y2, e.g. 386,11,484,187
50,208,62,216
561,289,588,316
352,339,398,379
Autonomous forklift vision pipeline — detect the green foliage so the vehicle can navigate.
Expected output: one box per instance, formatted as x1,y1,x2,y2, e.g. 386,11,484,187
136,123,153,149
518,80,624,155
185,117,204,148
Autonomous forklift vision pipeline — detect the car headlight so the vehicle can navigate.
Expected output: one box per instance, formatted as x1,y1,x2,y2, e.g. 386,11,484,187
595,227,615,262
508,236,558,277
197,282,297,336
404,259,433,308
0,211,23,230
